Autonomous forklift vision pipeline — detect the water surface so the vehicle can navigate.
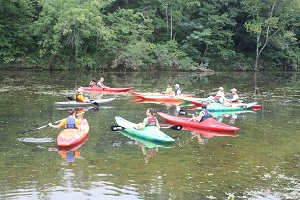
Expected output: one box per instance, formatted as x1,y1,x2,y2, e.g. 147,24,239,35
0,70,299,199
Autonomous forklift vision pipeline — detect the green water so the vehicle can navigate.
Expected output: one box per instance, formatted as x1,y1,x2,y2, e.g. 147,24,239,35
0,70,299,199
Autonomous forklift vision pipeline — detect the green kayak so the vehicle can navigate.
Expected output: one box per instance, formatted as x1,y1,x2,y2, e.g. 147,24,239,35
118,130,175,148
115,116,175,143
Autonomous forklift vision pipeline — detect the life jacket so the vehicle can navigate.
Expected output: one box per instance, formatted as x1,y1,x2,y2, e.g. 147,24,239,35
66,116,76,129
230,94,239,103
146,116,157,126
75,94,80,102
175,88,182,96
200,110,211,122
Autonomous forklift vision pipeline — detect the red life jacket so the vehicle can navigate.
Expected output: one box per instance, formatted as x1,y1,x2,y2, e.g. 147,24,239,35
146,116,157,126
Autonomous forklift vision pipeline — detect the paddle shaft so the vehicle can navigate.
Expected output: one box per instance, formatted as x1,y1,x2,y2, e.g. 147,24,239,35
21,112,86,134
111,124,182,131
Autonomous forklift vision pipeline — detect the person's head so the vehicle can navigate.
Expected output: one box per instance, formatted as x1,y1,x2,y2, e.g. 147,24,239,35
100,77,104,82
230,88,237,93
90,79,96,86
167,83,171,88
202,103,207,109
77,88,84,94
218,87,224,91
147,108,156,116
174,84,180,89
68,108,75,116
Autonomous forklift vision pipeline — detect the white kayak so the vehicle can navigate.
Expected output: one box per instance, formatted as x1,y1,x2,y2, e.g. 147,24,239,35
55,98,116,107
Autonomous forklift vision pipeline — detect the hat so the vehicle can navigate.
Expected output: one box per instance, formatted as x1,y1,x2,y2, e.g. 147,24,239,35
218,87,224,91
230,88,237,92
174,84,180,88
78,88,84,93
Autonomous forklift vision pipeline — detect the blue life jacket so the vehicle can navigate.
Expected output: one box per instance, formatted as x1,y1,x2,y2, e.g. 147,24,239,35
200,110,211,122
66,116,76,129
175,88,182,96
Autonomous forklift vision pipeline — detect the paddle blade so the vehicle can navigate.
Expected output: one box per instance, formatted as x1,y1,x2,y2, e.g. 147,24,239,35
169,125,183,130
111,126,125,131
179,110,187,115
92,101,99,106
67,96,74,100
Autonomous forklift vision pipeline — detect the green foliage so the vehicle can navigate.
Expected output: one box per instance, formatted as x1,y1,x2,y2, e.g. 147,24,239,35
111,40,198,71
0,0,35,65
0,0,299,70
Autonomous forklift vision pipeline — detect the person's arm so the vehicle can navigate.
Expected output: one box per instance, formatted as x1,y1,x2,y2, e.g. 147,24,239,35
155,119,160,129
196,112,204,122
135,118,147,130
48,119,66,129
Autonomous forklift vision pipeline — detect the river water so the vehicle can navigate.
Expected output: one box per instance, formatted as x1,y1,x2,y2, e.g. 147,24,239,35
0,70,299,200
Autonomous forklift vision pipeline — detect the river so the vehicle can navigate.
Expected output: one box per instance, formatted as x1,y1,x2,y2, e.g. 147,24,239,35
0,70,299,199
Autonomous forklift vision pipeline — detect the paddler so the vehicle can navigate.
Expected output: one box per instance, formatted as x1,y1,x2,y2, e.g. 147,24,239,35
135,108,161,130
223,88,240,106
170,84,182,96
74,88,90,102
97,77,109,88
161,83,173,95
48,108,81,129
215,87,225,103
189,104,211,122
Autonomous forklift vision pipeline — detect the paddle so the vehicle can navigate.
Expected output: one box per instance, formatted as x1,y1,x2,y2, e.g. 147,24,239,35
179,109,194,116
21,111,86,134
21,119,64,134
111,124,183,131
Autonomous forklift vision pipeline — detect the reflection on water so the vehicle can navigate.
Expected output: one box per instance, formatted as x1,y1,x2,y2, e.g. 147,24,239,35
0,70,299,199
116,130,175,164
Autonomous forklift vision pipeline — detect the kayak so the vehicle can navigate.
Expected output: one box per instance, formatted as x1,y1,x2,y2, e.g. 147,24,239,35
130,97,193,107
132,92,193,97
208,110,255,118
82,86,133,93
179,97,214,107
185,98,262,110
183,127,239,138
55,98,116,107
157,112,240,132
57,118,89,147
195,102,259,112
118,130,175,148
115,116,175,143
133,94,193,104
58,135,89,152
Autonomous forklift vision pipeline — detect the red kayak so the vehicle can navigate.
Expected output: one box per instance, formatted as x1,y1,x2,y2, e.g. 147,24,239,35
157,112,240,132
57,118,89,147
183,127,239,138
82,86,133,93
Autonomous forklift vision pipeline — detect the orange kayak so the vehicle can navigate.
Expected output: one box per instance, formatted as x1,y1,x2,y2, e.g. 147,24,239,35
57,118,89,147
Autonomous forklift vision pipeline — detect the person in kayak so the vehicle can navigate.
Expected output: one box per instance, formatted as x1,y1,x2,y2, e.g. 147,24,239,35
88,79,97,88
171,84,182,96
215,87,225,103
74,88,90,102
48,108,81,129
162,83,173,94
223,88,240,106
135,108,161,130
97,77,109,88
189,104,211,122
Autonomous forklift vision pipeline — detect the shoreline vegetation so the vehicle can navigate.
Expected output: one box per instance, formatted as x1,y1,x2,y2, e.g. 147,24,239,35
1,0,299,72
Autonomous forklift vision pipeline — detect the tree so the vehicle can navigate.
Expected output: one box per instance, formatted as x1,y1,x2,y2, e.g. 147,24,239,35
0,0,35,65
241,0,300,71
31,0,112,68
